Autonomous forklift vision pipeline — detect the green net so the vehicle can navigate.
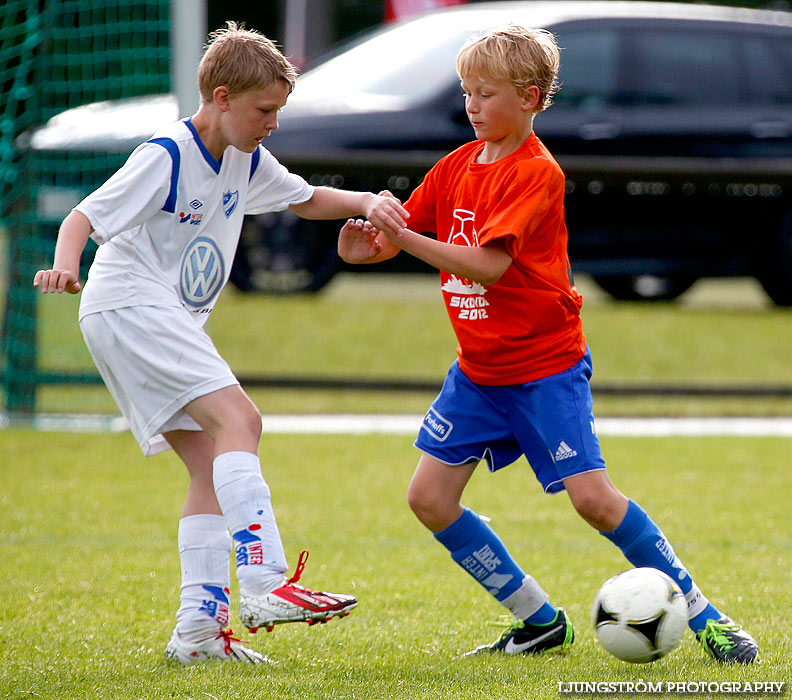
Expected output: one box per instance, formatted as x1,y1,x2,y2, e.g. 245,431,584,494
1,0,170,414
0,1,43,222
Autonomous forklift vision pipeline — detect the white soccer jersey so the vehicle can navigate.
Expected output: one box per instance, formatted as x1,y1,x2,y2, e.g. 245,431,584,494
76,118,314,325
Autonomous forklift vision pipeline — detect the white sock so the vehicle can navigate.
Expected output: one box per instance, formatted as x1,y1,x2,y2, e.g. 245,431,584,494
685,583,710,619
213,451,287,594
500,575,550,621
175,514,231,643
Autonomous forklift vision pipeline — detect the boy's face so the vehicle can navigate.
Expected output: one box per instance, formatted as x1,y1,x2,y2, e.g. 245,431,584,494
219,80,291,153
460,74,535,143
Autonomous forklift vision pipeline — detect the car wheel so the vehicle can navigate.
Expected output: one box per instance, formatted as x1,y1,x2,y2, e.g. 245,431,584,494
757,210,792,307
230,212,340,294
591,274,697,302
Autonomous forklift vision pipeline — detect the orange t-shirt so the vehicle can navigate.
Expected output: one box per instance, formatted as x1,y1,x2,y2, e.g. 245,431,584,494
404,133,586,385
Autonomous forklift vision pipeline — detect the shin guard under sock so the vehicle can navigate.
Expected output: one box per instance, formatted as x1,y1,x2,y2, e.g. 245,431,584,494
213,451,287,594
434,508,553,621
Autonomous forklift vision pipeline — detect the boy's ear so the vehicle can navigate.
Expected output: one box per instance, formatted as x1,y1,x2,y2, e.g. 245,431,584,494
213,86,232,112
522,85,541,112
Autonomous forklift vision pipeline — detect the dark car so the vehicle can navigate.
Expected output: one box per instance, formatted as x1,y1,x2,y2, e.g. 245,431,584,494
27,1,792,303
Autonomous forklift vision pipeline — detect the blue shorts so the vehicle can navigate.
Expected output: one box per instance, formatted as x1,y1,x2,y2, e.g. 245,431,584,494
414,348,606,494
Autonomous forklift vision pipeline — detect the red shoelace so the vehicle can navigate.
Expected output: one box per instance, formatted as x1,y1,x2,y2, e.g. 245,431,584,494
287,549,310,585
216,628,246,655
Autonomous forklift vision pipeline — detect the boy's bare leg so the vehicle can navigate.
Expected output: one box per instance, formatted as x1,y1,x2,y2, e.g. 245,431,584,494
563,470,628,532
166,429,221,517
407,453,476,532
182,385,262,456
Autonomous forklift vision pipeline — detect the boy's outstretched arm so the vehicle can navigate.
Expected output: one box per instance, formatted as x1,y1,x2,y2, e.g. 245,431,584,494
289,186,408,238
384,228,512,286
33,210,93,294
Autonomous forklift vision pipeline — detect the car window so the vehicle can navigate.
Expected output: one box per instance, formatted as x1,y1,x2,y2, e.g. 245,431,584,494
742,35,792,105
627,29,740,106
294,21,472,102
554,29,620,111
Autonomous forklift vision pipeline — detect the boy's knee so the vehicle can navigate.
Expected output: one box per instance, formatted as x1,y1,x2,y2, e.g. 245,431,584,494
407,484,459,532
564,471,628,531
569,488,626,532
222,399,261,439
570,491,602,521
243,406,262,438
406,483,425,517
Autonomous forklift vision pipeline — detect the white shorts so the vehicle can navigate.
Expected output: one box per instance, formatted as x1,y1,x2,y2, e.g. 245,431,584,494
79,305,239,456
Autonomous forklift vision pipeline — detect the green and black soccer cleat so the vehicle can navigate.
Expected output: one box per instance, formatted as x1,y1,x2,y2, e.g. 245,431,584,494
466,608,575,656
696,616,759,664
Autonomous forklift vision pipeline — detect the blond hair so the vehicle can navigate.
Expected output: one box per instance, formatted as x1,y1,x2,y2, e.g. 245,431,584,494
198,21,298,103
456,24,560,112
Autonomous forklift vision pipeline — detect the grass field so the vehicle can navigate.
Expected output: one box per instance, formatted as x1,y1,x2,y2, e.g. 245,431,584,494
2,273,791,697
1,429,790,699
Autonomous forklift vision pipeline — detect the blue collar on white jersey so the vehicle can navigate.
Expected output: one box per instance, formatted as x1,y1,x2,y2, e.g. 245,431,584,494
184,118,222,174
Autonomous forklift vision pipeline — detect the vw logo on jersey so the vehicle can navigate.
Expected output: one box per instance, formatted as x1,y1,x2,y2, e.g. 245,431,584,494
180,237,226,307
222,190,239,218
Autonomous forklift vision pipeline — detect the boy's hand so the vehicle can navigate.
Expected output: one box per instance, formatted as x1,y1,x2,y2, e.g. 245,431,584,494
35,210,92,294
338,218,382,263
363,190,409,238
33,268,82,294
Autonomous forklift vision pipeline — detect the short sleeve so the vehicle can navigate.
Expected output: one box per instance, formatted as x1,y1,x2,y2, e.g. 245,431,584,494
404,166,439,235
75,143,172,245
245,147,314,214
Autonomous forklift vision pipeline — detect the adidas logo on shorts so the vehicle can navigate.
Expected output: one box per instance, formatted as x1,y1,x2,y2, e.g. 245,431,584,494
554,441,578,461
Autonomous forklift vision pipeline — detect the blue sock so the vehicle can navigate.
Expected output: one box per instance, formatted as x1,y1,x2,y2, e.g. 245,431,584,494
524,601,559,626
434,508,541,609
688,607,723,634
600,499,721,632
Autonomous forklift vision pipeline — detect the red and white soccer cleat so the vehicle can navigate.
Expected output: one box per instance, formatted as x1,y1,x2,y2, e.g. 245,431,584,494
164,628,273,664
239,550,358,633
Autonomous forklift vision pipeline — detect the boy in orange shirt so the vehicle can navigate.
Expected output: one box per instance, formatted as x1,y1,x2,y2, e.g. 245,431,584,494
338,24,757,663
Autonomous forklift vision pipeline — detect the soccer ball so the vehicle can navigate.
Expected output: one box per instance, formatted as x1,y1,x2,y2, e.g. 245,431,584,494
591,567,687,663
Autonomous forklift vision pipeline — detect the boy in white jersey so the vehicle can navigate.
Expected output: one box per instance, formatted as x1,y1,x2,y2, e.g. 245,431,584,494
33,22,408,665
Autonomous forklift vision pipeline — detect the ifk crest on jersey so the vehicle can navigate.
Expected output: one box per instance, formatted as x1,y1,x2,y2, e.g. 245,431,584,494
222,190,239,218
